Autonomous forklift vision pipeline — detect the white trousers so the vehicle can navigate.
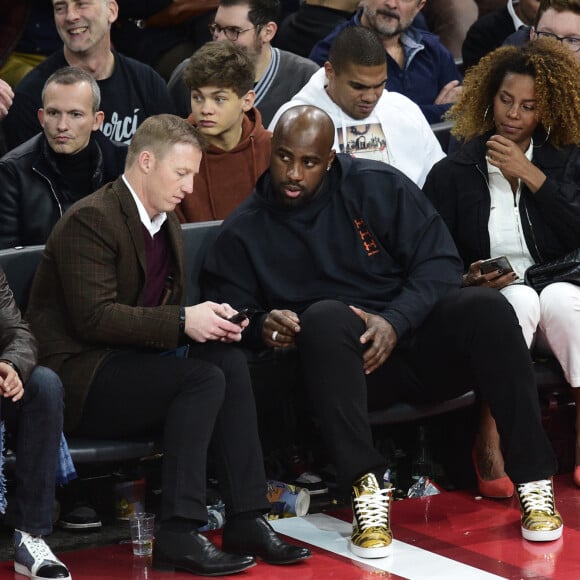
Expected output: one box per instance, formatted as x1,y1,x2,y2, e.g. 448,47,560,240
500,282,580,389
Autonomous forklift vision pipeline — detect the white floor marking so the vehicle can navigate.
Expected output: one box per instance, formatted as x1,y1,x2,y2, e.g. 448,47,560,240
271,513,507,580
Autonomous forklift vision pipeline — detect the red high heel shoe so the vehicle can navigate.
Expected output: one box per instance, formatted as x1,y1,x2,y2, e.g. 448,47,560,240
574,466,580,488
471,448,514,498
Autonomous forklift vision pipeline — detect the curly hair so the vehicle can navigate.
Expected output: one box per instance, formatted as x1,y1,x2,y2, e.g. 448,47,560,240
447,38,580,148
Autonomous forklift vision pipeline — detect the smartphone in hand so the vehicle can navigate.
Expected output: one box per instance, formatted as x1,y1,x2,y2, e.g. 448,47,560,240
227,309,251,324
479,256,514,275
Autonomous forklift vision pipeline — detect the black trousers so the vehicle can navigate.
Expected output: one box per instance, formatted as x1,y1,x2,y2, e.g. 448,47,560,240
294,288,557,491
74,343,270,523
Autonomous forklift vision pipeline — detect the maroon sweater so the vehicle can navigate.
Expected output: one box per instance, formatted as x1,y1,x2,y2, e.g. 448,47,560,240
142,223,174,307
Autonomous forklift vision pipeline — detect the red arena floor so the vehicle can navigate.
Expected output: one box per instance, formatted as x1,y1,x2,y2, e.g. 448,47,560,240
2,474,579,580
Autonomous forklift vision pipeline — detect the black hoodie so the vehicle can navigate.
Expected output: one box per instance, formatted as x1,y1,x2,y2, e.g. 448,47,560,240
201,154,463,348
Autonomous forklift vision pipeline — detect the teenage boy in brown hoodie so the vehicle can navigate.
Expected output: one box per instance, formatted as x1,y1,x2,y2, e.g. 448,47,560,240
176,41,271,222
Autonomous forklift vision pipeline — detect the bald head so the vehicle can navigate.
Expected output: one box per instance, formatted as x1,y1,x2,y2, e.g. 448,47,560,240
270,106,336,207
273,105,335,151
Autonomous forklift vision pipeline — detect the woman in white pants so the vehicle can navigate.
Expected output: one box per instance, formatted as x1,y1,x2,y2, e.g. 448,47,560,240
423,38,580,492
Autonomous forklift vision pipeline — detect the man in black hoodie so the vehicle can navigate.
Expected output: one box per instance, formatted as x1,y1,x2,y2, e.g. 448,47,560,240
202,105,563,557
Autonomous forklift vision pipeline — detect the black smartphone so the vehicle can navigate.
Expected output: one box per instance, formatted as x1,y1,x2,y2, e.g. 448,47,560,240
227,309,250,324
479,256,514,275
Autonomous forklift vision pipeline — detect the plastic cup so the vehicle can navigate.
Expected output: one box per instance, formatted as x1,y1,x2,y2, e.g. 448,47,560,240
129,512,155,556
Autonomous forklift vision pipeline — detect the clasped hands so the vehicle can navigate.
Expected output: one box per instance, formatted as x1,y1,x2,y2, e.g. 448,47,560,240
262,306,398,375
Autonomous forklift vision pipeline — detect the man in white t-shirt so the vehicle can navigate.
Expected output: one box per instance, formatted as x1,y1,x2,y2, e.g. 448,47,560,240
268,26,444,187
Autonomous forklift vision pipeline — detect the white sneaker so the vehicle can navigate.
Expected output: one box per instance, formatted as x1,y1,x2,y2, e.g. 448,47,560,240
516,479,563,542
14,530,71,580
293,471,329,495
349,473,393,559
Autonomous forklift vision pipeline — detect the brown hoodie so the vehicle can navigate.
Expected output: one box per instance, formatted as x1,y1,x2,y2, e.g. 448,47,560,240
176,107,271,222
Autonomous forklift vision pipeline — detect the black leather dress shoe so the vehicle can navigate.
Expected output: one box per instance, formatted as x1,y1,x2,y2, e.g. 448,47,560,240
153,528,255,576
222,516,311,565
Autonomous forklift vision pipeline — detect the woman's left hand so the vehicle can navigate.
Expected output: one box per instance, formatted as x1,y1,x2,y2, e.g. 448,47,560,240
463,260,518,289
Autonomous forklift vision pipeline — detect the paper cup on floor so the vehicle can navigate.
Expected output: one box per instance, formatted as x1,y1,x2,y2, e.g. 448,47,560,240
114,478,146,520
267,480,310,517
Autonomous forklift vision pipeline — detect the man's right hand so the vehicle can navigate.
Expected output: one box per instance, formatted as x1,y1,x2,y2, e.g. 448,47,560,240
184,301,248,343
262,309,300,348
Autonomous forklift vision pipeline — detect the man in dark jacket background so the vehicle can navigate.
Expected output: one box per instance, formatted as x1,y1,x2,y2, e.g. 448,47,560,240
308,0,462,124
0,66,126,250
3,0,175,151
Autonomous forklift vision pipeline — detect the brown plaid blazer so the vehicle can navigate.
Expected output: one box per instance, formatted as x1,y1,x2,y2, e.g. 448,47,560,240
26,177,185,433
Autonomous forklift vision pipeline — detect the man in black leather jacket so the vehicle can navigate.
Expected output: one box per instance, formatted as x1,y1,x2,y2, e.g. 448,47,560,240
0,66,126,249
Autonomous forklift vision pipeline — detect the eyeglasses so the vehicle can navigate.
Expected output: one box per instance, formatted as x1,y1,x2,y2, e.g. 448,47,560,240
208,23,260,41
535,30,580,52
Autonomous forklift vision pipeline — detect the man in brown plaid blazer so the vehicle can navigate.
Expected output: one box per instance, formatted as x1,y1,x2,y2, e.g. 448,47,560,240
26,114,310,576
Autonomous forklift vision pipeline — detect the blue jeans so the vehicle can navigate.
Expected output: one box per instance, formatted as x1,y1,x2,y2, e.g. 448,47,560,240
2,366,64,535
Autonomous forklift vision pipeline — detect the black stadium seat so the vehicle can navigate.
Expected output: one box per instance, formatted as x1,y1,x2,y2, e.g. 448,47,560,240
0,245,160,467
1,220,569,470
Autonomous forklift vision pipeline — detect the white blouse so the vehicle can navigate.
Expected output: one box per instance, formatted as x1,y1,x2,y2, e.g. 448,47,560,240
487,142,535,280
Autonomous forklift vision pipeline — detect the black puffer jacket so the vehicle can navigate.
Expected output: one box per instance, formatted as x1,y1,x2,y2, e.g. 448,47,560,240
0,130,127,249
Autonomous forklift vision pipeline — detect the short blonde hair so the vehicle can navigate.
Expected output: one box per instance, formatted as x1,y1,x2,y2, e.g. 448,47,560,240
125,114,205,168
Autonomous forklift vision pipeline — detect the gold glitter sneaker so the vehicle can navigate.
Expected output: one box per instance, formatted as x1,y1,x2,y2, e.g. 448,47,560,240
516,479,563,542
349,473,393,558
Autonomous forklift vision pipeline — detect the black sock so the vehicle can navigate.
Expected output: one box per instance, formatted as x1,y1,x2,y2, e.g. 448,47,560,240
372,469,388,488
227,510,263,522
161,517,203,533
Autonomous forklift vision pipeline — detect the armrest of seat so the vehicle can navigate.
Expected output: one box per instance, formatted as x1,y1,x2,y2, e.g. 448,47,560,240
368,391,477,426
4,437,161,470
430,120,453,154
181,221,222,305
0,245,44,312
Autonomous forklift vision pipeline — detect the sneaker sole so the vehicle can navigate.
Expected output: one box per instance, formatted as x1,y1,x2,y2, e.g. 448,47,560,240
307,488,329,496
521,525,563,542
14,561,72,580
59,520,102,530
349,540,393,559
